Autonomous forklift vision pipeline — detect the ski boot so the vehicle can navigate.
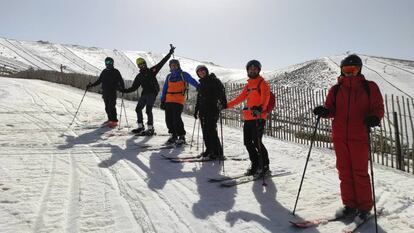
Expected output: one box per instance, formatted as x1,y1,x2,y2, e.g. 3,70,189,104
244,166,258,176
175,135,186,146
335,206,357,218
165,135,177,145
107,121,118,128
254,165,271,179
137,126,155,136
353,210,370,224
131,123,145,134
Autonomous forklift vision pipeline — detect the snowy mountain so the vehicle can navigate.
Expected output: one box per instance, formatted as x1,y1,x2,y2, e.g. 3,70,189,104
0,37,245,83
2,37,414,98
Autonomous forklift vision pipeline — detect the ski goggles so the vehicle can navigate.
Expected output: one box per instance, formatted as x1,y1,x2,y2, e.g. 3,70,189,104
341,65,360,75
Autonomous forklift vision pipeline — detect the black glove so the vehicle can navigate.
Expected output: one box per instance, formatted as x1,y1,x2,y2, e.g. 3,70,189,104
160,101,166,110
313,106,329,117
86,82,92,89
219,102,227,111
193,111,198,119
169,45,175,55
251,106,262,117
365,115,380,127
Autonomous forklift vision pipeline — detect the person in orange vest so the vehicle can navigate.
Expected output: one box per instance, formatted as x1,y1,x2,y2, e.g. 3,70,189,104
226,60,271,178
160,59,199,145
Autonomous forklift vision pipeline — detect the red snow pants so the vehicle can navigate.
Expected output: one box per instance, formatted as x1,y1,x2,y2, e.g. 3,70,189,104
334,140,373,211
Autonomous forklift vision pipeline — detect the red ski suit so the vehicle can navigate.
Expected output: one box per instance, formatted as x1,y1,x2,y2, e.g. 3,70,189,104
324,75,384,211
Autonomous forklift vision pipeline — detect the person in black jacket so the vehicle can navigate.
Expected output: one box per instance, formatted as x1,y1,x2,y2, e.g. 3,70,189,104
194,65,227,159
122,46,175,135
87,57,125,128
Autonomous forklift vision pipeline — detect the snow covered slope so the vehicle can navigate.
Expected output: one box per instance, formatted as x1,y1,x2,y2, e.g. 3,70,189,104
1,77,413,232
2,37,414,98
0,37,245,83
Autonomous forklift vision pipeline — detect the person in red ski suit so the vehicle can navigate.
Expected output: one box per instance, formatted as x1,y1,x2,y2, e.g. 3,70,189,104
313,54,384,220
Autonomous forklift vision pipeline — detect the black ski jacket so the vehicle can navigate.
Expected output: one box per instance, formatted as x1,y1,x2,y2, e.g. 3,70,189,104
195,73,227,118
90,67,125,96
123,52,172,95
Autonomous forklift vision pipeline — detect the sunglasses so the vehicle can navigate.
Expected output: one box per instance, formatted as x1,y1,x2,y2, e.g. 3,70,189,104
341,66,360,75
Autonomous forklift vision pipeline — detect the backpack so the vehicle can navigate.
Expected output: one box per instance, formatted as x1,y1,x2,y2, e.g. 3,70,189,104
248,79,276,114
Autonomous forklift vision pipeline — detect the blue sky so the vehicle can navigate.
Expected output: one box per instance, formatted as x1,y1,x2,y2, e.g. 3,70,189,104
1,0,413,69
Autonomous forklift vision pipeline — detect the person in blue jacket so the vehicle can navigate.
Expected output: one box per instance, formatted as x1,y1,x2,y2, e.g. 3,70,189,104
160,59,199,145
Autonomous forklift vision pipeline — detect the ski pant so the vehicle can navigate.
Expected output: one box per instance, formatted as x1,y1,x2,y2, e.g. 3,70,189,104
334,140,373,211
165,102,186,136
200,114,222,156
103,94,117,122
243,119,269,171
135,93,157,126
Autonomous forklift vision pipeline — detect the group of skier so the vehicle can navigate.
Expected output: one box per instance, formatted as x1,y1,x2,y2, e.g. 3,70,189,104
86,49,385,224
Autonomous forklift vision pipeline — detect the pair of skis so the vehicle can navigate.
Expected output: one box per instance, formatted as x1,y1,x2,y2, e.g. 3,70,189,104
290,208,384,232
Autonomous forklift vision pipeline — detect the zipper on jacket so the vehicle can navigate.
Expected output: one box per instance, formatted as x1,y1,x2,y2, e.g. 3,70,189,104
346,80,352,141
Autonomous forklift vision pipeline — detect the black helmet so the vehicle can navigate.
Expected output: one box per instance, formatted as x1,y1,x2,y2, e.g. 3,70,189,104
246,60,262,71
169,59,180,68
195,64,209,75
340,54,362,68
105,57,114,67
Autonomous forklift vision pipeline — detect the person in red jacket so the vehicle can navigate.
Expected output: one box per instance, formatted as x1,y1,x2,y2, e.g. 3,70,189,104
313,54,384,222
226,60,271,178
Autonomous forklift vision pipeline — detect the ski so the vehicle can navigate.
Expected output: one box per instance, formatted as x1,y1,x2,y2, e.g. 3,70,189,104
163,154,246,163
138,144,177,151
208,174,247,182
160,154,202,160
219,171,292,187
342,208,384,233
290,215,347,228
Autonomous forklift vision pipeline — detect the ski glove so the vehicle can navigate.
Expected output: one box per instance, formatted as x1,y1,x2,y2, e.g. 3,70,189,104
169,46,175,55
193,111,198,119
251,106,262,117
365,115,380,127
86,82,92,89
160,101,166,110
313,106,329,117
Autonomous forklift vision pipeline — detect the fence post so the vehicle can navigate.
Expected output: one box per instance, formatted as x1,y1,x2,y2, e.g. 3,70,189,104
393,111,404,171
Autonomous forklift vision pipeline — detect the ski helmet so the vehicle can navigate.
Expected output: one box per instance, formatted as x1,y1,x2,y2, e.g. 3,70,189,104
195,65,209,75
340,54,362,68
169,59,180,68
340,54,362,75
246,60,262,72
136,57,146,66
105,57,114,67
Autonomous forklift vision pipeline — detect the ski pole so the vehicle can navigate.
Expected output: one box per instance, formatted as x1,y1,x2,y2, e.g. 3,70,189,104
118,93,124,130
190,117,197,149
201,118,205,153
292,116,321,215
123,97,129,128
255,114,266,187
220,111,225,173
197,119,200,152
67,87,88,128
367,127,378,233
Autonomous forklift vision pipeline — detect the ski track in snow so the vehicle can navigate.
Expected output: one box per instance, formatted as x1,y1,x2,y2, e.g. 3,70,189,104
1,77,414,232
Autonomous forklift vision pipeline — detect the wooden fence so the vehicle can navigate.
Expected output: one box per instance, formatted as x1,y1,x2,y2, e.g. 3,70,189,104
221,82,414,174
